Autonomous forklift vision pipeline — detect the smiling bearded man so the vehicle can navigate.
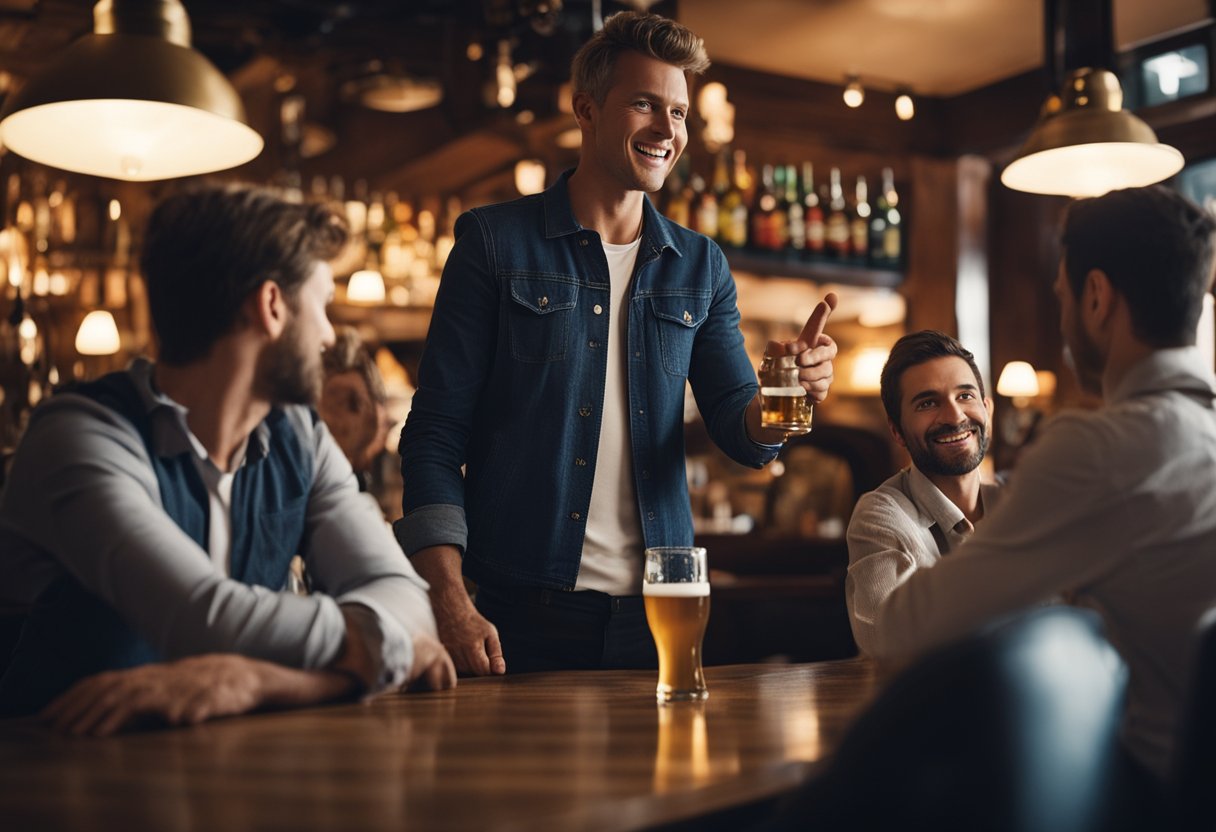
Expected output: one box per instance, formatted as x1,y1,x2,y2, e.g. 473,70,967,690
844,330,1001,656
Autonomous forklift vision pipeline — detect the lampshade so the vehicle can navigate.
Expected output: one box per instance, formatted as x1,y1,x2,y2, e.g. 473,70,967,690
1000,68,1183,197
0,0,263,181
996,361,1040,399
347,269,386,304
76,310,121,355
514,159,547,196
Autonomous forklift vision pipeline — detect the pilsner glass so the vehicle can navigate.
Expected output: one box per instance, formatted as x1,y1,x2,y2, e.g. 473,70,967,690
759,354,812,436
644,546,710,703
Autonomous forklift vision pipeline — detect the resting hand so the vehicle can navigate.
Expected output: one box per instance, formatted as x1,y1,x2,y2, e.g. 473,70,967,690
433,598,506,677
42,655,269,737
406,631,458,691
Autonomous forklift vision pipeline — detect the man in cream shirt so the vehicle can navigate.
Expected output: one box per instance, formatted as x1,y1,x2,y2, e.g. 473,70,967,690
846,330,1001,657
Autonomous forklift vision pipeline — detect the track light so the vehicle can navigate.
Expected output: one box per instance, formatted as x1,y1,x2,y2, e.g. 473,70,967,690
895,90,915,121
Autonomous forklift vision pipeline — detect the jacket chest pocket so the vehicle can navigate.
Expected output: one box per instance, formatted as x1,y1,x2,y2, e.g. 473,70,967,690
649,294,710,376
507,276,579,362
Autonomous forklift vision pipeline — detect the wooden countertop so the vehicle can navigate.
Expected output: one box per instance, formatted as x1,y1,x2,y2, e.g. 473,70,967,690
0,660,879,831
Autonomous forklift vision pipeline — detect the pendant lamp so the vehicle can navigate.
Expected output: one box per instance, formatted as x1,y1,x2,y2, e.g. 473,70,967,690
0,0,264,181
1000,67,1184,197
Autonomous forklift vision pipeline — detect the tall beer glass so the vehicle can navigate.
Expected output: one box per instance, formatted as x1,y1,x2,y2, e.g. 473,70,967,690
644,547,710,703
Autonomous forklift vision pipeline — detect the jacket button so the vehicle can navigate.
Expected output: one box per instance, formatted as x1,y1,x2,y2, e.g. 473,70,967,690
647,511,656,520
588,340,599,348
634,351,641,358
570,512,581,520
580,239,589,246
575,458,587,466
683,310,692,323
637,409,644,415
579,406,592,417
642,470,650,479
593,304,603,315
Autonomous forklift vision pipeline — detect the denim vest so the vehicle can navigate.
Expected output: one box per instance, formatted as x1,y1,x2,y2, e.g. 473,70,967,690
0,371,312,714
398,170,779,590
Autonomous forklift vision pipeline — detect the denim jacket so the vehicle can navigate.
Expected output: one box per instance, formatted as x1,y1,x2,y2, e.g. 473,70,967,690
395,170,780,590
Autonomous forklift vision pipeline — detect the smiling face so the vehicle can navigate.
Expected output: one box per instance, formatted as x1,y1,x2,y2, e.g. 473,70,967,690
893,356,992,478
575,50,689,196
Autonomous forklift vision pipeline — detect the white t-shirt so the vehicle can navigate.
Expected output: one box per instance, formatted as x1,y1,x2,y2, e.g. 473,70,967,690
575,235,645,594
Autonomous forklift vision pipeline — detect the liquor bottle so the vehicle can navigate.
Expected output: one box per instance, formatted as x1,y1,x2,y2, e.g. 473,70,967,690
692,174,718,240
784,164,805,252
663,162,691,229
826,167,850,259
750,164,777,250
802,163,825,256
851,175,871,262
710,149,731,245
718,148,749,248
880,167,903,265
769,164,789,251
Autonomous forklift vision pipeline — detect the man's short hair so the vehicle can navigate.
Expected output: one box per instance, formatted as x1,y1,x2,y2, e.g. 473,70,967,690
880,330,986,432
570,11,710,105
142,184,348,366
1062,185,1216,347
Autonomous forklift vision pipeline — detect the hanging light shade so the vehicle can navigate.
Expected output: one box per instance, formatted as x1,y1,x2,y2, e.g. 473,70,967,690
0,0,264,181
347,269,386,304
76,310,121,355
1000,68,1183,198
996,361,1041,399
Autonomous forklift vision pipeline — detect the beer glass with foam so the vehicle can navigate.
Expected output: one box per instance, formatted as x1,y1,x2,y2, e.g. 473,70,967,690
758,353,812,436
644,547,710,702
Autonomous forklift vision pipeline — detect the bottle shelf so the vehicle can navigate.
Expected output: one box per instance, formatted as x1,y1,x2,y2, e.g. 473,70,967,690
724,248,903,289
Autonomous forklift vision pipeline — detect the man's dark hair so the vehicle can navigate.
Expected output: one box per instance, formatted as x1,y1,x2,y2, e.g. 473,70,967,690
571,11,710,105
142,184,348,366
880,330,985,431
1062,185,1216,347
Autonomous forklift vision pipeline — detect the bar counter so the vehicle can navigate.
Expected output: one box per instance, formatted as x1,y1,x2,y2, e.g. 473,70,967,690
0,660,879,831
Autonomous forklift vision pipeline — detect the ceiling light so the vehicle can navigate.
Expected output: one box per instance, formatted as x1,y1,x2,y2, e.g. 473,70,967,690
895,90,915,121
843,76,864,108
342,73,443,113
514,159,546,196
76,310,120,355
1000,68,1184,197
1144,52,1200,97
0,0,263,181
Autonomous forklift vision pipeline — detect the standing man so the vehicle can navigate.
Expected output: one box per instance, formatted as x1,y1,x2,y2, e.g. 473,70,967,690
871,185,1216,788
846,331,1000,656
0,185,454,734
397,11,837,675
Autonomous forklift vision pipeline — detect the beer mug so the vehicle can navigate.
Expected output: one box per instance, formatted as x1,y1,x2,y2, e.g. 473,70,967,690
759,353,812,436
644,547,710,703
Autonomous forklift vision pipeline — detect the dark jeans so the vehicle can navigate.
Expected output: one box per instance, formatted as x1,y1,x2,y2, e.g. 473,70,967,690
475,584,658,674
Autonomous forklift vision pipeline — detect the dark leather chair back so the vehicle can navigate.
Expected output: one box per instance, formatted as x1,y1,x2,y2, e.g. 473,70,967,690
1173,606,1216,830
764,607,1129,832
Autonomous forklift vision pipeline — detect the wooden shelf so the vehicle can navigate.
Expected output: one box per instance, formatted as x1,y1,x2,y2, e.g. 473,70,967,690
725,249,903,288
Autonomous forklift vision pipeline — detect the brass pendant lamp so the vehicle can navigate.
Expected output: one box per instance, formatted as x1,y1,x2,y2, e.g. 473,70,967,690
0,0,264,181
1000,0,1184,198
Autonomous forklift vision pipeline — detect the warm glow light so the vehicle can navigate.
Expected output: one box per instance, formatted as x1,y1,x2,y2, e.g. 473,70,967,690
108,199,121,221
850,347,889,393
1000,141,1184,197
75,310,120,355
556,127,582,149
1,100,263,181
843,77,864,108
514,159,547,196
346,269,386,304
895,92,915,121
997,361,1040,399
858,292,906,328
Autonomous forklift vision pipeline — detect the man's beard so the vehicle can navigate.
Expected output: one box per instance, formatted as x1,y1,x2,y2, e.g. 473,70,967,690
258,314,322,406
906,419,989,477
1064,309,1104,396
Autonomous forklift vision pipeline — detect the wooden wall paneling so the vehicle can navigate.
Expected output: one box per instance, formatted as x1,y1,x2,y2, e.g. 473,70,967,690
902,156,962,337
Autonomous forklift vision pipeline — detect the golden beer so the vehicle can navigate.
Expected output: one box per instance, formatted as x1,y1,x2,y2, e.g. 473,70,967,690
644,582,710,702
759,387,813,435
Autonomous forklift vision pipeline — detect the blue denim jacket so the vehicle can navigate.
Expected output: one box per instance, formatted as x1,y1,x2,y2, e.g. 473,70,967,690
395,171,780,590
